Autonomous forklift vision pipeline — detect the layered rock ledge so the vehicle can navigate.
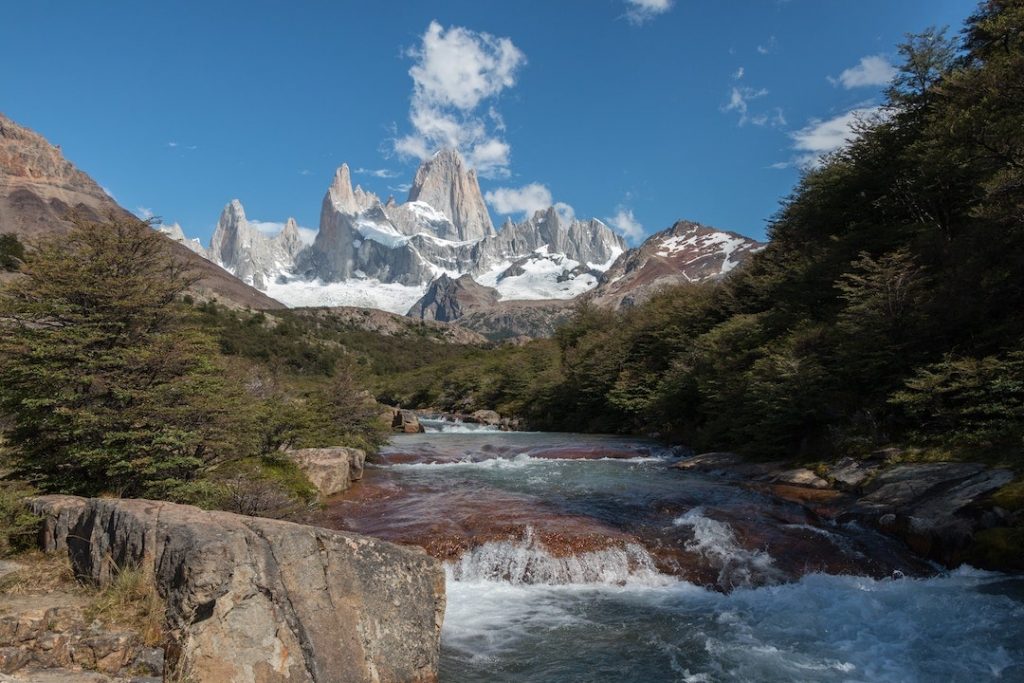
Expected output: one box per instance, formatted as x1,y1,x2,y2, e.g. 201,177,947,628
28,495,445,683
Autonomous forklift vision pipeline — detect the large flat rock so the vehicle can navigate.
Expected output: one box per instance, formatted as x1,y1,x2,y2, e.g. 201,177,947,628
30,495,445,683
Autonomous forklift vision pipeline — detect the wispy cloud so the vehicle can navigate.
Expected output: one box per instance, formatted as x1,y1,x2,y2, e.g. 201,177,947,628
722,86,783,127
135,206,154,220
393,21,526,178
733,66,745,80
354,167,400,178
757,36,778,55
606,207,644,243
623,0,673,25
829,55,897,89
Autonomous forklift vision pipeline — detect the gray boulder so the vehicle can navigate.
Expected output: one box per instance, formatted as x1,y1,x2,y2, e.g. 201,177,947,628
287,447,366,497
29,496,445,683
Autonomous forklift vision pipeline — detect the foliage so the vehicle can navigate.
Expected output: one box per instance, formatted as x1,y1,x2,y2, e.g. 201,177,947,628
86,563,166,647
0,233,25,271
0,215,261,497
0,481,40,556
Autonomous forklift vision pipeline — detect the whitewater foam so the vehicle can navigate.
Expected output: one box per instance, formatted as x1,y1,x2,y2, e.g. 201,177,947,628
448,529,674,587
673,508,783,588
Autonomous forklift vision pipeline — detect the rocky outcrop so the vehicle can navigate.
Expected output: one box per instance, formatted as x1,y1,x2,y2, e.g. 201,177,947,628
407,149,494,241
0,589,158,678
589,221,763,309
406,273,576,339
29,495,445,683
0,113,284,311
287,447,366,497
675,451,1015,569
407,273,499,322
290,306,488,345
839,462,1014,565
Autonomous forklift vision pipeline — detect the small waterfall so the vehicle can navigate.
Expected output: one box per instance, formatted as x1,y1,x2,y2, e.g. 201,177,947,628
448,528,674,586
673,508,783,588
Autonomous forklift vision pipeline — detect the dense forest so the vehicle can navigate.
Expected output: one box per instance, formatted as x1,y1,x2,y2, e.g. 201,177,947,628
383,2,1024,466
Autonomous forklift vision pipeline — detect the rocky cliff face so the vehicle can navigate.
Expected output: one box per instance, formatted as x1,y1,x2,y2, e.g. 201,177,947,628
408,148,494,241
210,200,305,289
589,220,763,309
0,113,284,310
30,495,445,683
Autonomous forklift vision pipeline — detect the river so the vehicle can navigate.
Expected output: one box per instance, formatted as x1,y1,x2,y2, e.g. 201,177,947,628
320,425,1024,682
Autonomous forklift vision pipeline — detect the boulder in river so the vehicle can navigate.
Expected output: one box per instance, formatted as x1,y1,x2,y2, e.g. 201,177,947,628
470,409,501,426
29,495,445,683
392,409,426,433
287,446,366,497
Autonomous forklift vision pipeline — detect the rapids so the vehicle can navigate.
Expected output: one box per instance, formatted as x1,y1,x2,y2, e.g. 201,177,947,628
320,429,1024,682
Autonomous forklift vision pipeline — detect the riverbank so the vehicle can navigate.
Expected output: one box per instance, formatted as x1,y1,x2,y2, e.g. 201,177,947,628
674,450,1023,572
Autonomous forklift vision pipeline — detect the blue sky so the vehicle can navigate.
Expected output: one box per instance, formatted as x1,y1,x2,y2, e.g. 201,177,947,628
1,0,977,244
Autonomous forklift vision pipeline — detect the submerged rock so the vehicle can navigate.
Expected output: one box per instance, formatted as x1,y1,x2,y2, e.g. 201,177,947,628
29,495,445,683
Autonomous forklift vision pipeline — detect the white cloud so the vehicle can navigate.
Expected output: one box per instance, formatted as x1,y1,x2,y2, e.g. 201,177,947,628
733,66,745,80
757,36,778,55
249,220,318,244
166,141,178,148
389,183,413,194
624,0,673,24
606,207,645,243
249,220,286,235
135,206,154,220
723,86,785,127
789,105,883,167
485,183,554,217
354,167,400,178
394,21,525,178
553,202,576,224
830,55,897,89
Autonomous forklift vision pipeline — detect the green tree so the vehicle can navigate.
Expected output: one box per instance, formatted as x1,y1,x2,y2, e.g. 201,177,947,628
0,215,260,497
0,233,25,271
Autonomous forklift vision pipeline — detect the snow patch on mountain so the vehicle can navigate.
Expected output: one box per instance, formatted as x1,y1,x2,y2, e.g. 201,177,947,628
265,276,427,314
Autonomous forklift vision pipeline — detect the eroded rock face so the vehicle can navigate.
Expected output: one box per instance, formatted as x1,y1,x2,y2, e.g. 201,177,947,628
287,447,366,497
210,200,305,289
408,149,494,241
29,495,445,683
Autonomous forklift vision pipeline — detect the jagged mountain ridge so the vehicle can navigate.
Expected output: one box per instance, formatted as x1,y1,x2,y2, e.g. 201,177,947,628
203,148,627,312
0,113,284,310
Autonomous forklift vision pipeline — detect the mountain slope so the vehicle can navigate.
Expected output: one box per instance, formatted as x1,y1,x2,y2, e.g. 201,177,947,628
589,220,763,308
0,113,283,310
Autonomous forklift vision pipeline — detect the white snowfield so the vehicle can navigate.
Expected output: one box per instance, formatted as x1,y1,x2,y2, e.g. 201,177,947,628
265,276,427,314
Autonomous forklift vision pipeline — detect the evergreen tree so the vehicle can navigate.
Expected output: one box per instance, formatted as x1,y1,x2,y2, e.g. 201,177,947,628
0,215,259,496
